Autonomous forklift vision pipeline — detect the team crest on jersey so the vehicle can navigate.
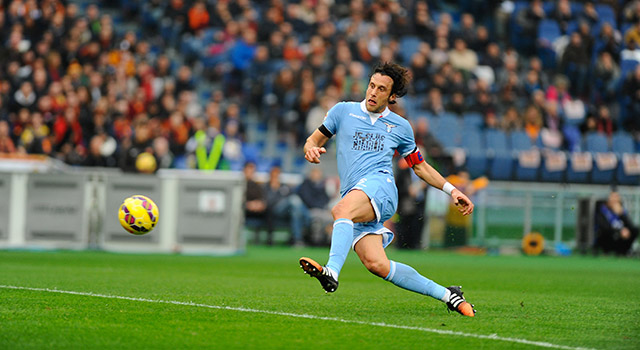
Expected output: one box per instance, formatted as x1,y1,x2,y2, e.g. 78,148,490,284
382,122,397,133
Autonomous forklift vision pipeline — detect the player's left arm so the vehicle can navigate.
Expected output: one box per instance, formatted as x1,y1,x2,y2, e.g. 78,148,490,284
409,155,474,216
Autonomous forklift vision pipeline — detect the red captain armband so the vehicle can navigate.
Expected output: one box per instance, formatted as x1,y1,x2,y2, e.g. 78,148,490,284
404,149,424,167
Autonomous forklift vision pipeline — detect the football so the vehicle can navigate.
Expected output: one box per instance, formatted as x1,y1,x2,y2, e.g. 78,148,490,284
118,195,159,235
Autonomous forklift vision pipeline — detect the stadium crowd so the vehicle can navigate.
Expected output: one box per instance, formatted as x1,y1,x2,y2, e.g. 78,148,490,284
0,0,639,173
0,0,639,247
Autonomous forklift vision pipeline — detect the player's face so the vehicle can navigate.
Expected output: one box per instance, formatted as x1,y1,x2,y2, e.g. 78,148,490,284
365,73,395,113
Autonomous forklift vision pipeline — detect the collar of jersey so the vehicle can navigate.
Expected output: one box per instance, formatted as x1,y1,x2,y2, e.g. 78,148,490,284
360,100,390,125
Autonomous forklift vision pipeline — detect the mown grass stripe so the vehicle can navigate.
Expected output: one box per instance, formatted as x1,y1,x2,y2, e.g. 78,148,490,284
0,284,596,350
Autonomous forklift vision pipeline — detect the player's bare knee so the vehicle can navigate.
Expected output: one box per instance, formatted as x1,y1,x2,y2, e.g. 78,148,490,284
331,203,348,220
364,259,389,278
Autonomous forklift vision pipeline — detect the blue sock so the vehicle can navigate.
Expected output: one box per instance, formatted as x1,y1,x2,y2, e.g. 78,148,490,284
384,260,447,301
325,219,354,278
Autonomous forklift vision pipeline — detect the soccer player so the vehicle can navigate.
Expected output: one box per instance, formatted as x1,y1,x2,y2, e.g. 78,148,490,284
299,62,476,317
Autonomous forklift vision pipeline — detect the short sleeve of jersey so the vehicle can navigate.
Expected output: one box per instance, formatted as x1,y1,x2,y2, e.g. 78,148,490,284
396,120,418,157
322,102,344,135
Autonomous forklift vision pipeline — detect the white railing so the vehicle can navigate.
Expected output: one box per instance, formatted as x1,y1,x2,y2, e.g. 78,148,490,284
470,181,640,251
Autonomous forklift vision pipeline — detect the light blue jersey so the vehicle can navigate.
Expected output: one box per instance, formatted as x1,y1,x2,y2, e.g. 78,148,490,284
322,100,417,197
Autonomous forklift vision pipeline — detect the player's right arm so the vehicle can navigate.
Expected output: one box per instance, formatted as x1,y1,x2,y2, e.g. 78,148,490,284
305,102,343,164
304,129,329,164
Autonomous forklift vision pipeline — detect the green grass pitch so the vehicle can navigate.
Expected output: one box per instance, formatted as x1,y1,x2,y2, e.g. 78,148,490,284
1,246,639,349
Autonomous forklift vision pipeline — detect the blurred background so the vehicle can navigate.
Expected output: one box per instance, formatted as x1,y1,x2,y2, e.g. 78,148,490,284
0,0,638,256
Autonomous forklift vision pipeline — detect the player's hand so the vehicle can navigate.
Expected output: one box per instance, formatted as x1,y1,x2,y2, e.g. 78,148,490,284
305,146,326,163
451,188,474,216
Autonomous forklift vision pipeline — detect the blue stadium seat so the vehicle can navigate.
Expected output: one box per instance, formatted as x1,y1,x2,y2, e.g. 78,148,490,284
485,129,508,151
399,36,422,65
565,154,590,183
540,151,566,182
509,131,534,152
612,132,635,154
621,60,639,79
542,2,554,14
462,112,484,130
485,129,513,180
570,2,584,14
584,133,614,183
538,19,561,43
461,129,484,150
591,154,616,184
433,114,462,150
461,129,487,178
612,133,639,185
242,142,265,164
584,133,609,153
595,4,616,26
565,20,579,34
510,131,539,181
617,156,640,185
509,2,534,53
537,19,561,68
432,122,459,150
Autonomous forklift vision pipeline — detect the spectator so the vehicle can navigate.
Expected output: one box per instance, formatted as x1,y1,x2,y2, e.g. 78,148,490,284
448,38,478,74
552,0,575,34
82,134,116,167
456,13,476,45
501,106,524,132
472,91,497,119
623,1,640,24
297,167,333,246
580,112,598,135
594,51,621,102
597,23,622,63
0,120,16,153
409,51,431,94
541,101,564,149
243,161,268,244
446,91,467,116
596,105,616,137
523,105,543,143
187,1,210,34
577,21,595,61
226,28,258,95
471,26,490,54
578,1,599,26
523,69,543,96
622,65,640,132
413,1,435,42
306,93,336,137
395,156,428,249
152,136,174,170
595,191,639,256
561,33,590,98
0,0,633,187
120,119,154,172
423,87,446,116
264,165,309,247
624,21,640,49
20,112,52,155
10,81,37,113
430,36,450,68
480,42,503,75
516,0,545,56
221,119,244,170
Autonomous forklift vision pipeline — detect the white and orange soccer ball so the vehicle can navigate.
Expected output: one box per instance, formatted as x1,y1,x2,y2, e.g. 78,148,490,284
118,195,159,235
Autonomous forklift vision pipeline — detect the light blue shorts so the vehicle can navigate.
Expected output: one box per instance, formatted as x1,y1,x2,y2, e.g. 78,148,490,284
348,171,398,250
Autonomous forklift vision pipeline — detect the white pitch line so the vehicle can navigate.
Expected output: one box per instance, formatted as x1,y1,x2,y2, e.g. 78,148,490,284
1,285,596,350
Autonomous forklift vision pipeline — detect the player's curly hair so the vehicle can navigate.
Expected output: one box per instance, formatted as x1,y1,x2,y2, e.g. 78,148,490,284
372,62,410,104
